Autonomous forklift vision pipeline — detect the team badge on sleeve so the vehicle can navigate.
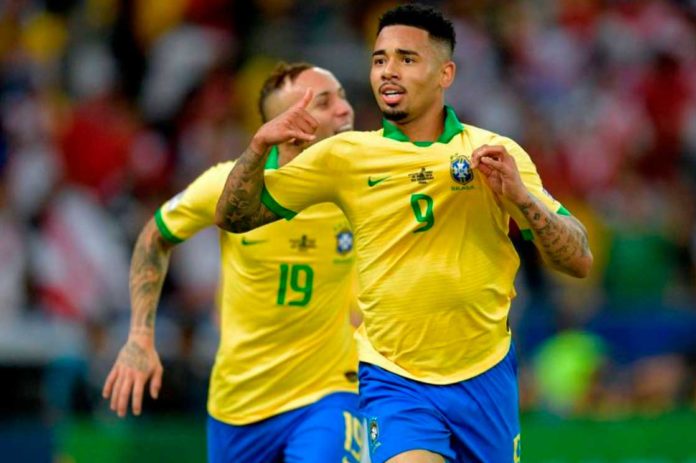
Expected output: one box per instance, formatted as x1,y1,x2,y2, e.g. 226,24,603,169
336,229,353,255
369,417,380,451
450,154,474,185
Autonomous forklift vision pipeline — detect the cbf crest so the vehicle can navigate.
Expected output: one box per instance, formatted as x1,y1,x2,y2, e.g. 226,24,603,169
336,228,353,255
369,417,381,451
450,153,474,185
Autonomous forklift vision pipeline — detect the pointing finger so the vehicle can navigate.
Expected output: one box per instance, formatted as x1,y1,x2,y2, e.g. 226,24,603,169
296,88,314,109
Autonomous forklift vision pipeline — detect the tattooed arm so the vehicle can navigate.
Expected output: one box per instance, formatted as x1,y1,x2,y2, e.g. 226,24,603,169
102,218,172,416
215,144,283,232
514,195,592,277
216,89,318,232
471,145,593,278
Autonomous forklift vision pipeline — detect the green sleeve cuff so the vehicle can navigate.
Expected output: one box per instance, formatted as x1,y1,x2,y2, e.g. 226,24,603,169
520,229,534,241
519,205,572,241
261,186,297,220
154,209,184,244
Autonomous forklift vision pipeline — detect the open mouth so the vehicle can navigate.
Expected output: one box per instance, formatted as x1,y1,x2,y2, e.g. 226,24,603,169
335,123,353,134
380,84,406,106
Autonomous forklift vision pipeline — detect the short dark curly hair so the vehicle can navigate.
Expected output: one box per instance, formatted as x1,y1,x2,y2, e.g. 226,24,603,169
377,3,456,56
258,62,314,122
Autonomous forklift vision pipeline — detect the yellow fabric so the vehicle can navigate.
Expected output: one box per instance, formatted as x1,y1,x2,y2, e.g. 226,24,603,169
499,137,565,236
263,120,564,384
134,0,186,46
158,161,358,424
21,13,68,63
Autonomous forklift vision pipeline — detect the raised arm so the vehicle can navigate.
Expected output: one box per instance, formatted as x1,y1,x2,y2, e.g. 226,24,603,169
471,145,593,278
102,218,172,416
215,89,318,233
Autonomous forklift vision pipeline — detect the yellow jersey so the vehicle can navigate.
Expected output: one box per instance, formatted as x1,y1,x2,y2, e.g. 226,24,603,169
155,147,358,424
262,106,568,384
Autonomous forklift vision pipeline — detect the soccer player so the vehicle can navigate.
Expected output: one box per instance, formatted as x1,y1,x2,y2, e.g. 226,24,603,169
216,4,594,463
102,62,366,463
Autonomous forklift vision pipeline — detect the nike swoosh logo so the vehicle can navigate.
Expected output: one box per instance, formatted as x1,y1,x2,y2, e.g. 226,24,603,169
368,176,390,187
241,237,267,246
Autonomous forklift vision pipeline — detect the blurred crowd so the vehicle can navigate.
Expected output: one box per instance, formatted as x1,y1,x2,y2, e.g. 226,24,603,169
1,0,696,421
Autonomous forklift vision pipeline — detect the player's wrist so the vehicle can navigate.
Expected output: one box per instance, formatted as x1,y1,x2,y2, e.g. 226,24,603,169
508,188,532,208
127,329,156,347
249,135,270,157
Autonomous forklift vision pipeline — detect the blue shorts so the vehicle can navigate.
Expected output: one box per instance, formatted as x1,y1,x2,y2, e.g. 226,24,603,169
359,345,521,463
207,392,363,463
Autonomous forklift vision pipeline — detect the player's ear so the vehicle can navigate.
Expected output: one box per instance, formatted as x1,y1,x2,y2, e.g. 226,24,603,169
440,60,455,89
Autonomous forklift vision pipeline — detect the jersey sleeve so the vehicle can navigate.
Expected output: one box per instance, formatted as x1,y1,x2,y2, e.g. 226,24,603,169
155,162,234,243
262,137,341,220
500,138,570,240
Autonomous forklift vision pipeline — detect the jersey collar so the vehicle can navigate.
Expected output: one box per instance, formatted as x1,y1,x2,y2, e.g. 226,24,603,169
264,145,280,170
381,105,464,147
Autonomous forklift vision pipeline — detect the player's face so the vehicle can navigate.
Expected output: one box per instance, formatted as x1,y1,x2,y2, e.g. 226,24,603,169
280,68,354,143
370,25,454,123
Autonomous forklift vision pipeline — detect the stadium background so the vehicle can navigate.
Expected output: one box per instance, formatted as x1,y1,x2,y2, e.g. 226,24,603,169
1,0,696,461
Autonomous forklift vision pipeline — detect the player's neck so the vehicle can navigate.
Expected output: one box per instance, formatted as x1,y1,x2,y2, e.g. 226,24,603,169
277,143,303,167
394,104,446,143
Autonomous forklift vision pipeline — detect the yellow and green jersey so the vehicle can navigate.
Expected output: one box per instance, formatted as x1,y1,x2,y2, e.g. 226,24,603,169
155,147,358,425
262,106,568,385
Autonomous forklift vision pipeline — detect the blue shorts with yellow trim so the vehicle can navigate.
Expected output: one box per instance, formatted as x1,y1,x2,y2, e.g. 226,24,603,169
207,392,362,463
359,345,521,463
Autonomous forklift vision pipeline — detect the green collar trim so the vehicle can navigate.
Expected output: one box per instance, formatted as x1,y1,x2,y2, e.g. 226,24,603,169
382,105,464,146
261,186,297,220
264,145,279,170
260,146,297,220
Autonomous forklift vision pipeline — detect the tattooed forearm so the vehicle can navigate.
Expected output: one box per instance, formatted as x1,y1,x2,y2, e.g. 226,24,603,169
517,194,593,278
129,219,173,334
216,146,280,232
